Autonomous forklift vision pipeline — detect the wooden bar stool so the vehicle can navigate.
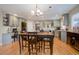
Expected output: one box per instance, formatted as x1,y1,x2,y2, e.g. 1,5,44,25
41,35,54,55
28,32,40,55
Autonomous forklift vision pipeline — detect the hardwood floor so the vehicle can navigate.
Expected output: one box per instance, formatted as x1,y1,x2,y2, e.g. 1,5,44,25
0,37,79,55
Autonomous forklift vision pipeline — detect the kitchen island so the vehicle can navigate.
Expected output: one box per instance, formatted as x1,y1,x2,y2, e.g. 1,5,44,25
67,31,79,50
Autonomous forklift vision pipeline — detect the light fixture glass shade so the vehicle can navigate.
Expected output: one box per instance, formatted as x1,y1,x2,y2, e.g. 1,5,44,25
40,12,43,15
31,4,43,16
31,10,35,15
37,9,40,13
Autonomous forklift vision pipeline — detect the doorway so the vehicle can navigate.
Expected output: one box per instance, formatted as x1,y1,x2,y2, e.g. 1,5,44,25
21,21,27,31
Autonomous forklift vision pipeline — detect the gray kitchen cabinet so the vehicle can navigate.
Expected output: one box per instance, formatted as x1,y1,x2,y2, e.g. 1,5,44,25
9,14,18,27
61,30,67,43
63,13,69,26
2,33,12,45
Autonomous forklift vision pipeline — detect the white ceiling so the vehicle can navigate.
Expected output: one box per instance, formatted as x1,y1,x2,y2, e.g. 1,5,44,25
0,4,77,20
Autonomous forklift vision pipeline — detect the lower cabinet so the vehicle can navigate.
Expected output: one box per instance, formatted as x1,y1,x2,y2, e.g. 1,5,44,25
67,32,79,50
58,31,67,43
61,31,67,43
2,33,12,45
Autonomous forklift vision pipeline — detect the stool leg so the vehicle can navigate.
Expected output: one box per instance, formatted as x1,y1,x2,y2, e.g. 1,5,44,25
50,41,53,55
25,40,27,47
28,42,30,55
43,41,45,53
14,37,15,42
31,44,33,53
35,44,37,55
19,35,21,54
39,42,40,52
41,41,42,51
22,39,23,50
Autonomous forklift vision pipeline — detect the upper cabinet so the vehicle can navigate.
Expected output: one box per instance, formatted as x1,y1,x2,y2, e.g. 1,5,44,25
62,13,69,26
9,14,19,27
3,14,10,26
3,13,19,27
60,13,69,30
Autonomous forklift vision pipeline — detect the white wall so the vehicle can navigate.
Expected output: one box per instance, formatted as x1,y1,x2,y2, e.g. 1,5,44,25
27,21,35,32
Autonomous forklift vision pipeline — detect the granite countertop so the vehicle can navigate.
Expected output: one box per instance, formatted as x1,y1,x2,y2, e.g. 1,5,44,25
67,30,79,34
57,30,67,31
57,30,79,34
